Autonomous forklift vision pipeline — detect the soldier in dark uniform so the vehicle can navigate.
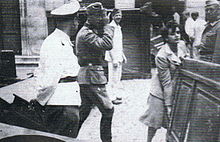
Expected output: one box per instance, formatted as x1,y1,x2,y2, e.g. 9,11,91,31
198,0,220,63
75,2,115,142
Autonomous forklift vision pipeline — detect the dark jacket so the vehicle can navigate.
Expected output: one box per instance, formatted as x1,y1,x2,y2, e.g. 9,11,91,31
76,22,114,84
200,20,220,63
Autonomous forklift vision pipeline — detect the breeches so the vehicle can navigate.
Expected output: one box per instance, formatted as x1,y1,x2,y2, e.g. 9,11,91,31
79,84,114,142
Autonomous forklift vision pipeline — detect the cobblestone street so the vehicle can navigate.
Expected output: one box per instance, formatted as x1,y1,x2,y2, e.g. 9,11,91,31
0,69,167,142
77,79,167,142
0,0,213,141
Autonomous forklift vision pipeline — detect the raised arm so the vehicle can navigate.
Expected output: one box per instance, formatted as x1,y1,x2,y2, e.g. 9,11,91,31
84,25,114,50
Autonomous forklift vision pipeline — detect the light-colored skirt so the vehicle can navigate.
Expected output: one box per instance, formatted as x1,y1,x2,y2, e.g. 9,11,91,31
139,94,168,129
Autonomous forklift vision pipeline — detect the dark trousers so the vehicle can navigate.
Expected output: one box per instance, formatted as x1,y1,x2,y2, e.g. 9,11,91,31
44,105,80,138
78,84,114,142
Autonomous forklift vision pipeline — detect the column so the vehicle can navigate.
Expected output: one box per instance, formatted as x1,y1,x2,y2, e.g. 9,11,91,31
20,0,48,56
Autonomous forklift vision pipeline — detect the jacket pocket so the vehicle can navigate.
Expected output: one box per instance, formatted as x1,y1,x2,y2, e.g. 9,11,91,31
86,66,107,84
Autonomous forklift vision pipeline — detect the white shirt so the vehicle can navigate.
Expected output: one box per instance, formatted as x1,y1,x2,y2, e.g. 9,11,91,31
105,20,125,63
177,40,190,58
193,18,207,47
35,28,80,105
185,17,196,38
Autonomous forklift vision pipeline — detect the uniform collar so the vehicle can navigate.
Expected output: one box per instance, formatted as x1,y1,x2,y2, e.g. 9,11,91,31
164,44,181,65
54,28,73,46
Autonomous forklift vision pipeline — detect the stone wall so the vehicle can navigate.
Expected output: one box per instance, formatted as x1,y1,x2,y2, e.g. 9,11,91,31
20,0,78,56
20,0,48,56
45,0,65,11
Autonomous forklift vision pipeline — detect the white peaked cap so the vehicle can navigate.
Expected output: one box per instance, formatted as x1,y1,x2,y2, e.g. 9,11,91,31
51,0,80,16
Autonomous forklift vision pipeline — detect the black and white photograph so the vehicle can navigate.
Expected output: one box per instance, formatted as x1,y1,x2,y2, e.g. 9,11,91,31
0,0,220,141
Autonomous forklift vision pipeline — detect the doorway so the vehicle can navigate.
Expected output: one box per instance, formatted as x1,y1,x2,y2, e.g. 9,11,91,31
0,0,22,55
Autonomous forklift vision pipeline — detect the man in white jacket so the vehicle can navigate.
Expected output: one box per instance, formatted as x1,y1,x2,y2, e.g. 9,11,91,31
105,9,127,104
30,0,81,138
185,12,196,44
192,12,206,59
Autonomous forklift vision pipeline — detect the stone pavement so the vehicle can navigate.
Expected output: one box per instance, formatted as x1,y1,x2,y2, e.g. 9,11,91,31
77,79,167,142
0,68,167,142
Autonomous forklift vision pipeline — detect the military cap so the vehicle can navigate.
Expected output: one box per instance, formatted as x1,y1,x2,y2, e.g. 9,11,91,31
182,10,190,15
51,0,80,16
206,0,220,7
111,8,121,17
86,2,105,16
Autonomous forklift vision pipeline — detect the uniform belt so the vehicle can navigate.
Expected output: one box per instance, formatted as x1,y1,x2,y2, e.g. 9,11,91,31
59,76,77,83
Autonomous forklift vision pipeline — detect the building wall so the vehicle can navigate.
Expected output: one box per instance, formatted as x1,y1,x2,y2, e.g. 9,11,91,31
19,0,198,56
45,0,67,11
0,0,22,55
20,0,79,56
19,0,144,56
20,0,48,56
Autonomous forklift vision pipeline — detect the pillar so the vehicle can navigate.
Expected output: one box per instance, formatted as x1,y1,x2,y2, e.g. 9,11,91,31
20,0,48,55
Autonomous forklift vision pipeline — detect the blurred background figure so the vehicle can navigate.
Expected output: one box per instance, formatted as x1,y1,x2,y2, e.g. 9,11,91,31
172,6,180,25
192,11,207,59
179,11,191,51
185,11,196,46
105,8,127,105
198,0,220,62
182,10,190,25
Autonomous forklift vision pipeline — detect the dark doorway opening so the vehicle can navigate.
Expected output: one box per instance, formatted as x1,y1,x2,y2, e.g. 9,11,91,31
0,0,22,55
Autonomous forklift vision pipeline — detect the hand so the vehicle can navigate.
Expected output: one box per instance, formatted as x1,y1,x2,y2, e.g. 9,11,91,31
29,99,44,112
122,54,127,63
190,36,195,42
29,99,38,110
194,44,205,49
113,62,119,68
166,105,172,120
29,99,38,106
97,25,114,36
179,56,184,61
123,57,127,64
